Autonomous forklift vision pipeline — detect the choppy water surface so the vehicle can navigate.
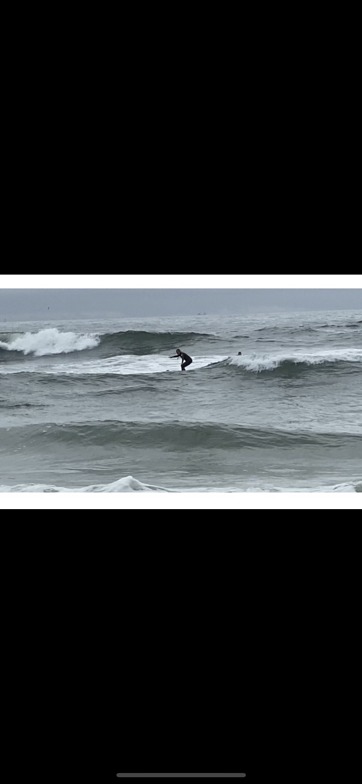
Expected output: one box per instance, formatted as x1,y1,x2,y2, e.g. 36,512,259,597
0,309,361,492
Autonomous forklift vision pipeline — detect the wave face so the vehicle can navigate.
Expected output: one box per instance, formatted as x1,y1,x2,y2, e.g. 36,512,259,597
1,309,361,494
1,333,361,381
0,328,220,362
96,329,221,355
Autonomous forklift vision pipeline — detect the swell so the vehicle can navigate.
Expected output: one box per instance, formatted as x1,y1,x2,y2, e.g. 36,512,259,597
319,320,362,329
0,400,44,409
96,329,221,355
0,328,220,361
1,420,361,451
253,319,362,336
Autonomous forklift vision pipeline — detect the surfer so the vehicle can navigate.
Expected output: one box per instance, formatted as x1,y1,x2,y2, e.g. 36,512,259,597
170,348,193,371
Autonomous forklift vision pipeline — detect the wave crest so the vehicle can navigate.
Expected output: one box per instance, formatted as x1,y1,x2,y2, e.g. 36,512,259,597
0,328,99,357
227,348,362,373
0,327,219,361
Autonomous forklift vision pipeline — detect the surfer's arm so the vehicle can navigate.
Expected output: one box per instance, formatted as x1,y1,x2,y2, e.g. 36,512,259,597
169,354,178,358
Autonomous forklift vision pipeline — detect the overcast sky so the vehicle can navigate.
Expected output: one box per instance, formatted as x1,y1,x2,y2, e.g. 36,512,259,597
0,288,361,320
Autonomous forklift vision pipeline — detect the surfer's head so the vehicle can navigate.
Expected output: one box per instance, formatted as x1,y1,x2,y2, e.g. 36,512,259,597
175,348,181,355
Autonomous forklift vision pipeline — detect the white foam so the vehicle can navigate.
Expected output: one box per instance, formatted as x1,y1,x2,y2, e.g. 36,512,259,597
0,353,228,375
0,475,360,493
0,328,99,356
228,348,362,372
0,475,173,492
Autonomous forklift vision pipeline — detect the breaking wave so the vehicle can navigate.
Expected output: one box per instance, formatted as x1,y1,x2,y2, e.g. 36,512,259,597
0,327,220,361
226,349,362,373
0,328,99,357
0,474,361,493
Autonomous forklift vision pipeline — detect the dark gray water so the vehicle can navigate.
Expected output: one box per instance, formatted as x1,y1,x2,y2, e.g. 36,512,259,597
0,309,361,492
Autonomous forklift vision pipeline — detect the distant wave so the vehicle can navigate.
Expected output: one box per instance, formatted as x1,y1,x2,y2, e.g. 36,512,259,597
0,401,44,409
0,473,361,493
254,319,362,336
2,420,361,452
0,327,220,361
319,320,362,329
254,325,318,335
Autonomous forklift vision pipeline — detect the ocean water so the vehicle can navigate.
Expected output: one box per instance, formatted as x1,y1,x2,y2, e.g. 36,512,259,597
0,308,361,494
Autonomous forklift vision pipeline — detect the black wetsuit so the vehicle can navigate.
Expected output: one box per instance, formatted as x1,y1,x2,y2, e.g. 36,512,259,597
180,352,192,370
171,351,193,370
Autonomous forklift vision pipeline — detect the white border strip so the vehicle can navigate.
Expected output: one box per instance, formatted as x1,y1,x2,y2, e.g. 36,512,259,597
0,275,361,289
1,493,361,510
